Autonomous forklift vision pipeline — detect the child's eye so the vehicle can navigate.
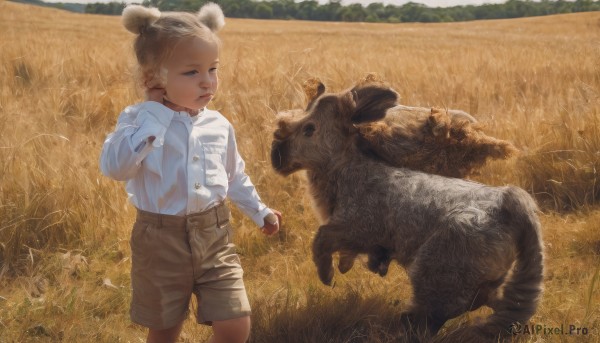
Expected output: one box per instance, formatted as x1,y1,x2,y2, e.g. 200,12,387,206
209,67,218,73
183,70,198,76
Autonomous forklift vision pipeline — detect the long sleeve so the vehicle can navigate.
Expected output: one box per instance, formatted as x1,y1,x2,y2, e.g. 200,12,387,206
100,102,175,181
225,125,272,227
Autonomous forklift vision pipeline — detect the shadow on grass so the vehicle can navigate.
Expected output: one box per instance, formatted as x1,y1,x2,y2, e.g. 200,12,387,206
249,286,416,343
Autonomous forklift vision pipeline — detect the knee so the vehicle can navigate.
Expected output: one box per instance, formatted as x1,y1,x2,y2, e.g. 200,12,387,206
212,316,251,343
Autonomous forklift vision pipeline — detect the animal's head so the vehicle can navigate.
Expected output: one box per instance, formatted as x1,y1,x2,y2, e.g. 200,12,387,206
271,77,398,175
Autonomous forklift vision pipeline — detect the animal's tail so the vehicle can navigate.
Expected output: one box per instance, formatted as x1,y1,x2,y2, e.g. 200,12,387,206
439,186,544,343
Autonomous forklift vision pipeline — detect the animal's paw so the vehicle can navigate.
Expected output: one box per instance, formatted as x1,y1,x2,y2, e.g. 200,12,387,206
318,267,334,286
367,262,389,277
377,263,389,277
338,253,356,274
317,263,334,286
367,247,391,277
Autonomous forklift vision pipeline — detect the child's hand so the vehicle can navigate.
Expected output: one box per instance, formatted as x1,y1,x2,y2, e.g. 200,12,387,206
261,210,282,236
145,79,166,104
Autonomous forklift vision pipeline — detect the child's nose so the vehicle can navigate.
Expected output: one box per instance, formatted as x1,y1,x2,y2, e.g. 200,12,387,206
198,73,212,87
200,74,210,85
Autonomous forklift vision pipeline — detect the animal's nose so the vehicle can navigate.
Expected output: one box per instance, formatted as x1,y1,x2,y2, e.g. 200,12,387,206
271,140,284,169
273,129,285,141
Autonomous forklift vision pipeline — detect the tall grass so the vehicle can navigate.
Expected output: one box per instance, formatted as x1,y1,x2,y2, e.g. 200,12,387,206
0,2,599,342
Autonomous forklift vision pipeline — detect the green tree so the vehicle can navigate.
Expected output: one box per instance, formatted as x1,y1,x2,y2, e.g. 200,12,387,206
340,3,366,22
255,3,273,19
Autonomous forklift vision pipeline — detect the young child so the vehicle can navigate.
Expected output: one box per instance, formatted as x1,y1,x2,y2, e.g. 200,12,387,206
100,4,281,343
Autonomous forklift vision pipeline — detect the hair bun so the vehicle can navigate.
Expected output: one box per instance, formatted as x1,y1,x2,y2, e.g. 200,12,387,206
198,3,225,33
122,5,161,34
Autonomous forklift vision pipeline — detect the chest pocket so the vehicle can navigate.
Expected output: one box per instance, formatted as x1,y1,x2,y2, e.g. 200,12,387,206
204,145,228,187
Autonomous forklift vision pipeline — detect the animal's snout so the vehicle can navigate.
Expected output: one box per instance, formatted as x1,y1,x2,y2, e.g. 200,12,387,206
273,128,286,141
270,139,301,175
271,140,286,171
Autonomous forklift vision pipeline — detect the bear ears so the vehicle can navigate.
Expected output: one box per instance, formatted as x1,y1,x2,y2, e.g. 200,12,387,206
122,2,225,35
197,2,226,33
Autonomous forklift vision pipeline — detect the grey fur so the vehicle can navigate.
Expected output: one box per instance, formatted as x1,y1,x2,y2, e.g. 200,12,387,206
271,82,544,342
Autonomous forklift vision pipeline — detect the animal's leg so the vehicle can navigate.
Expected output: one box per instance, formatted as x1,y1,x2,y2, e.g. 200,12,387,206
367,245,391,277
312,224,355,285
403,228,510,339
338,250,357,274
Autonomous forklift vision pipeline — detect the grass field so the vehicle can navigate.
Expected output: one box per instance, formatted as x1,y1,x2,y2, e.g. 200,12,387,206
0,1,599,342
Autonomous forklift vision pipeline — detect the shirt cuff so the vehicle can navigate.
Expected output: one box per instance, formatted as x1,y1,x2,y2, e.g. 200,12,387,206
131,101,174,149
251,207,274,228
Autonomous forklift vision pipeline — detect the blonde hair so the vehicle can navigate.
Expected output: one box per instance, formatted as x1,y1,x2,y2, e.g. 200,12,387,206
121,3,225,85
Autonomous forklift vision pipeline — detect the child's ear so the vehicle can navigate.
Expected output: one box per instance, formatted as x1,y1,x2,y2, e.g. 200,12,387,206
145,68,167,88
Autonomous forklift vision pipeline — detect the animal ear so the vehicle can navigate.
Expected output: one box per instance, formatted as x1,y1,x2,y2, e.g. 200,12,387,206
356,72,384,86
349,85,398,124
303,78,326,111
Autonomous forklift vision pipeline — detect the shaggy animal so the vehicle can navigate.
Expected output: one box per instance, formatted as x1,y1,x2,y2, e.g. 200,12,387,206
271,81,544,342
357,105,517,178
300,77,519,277
303,76,518,179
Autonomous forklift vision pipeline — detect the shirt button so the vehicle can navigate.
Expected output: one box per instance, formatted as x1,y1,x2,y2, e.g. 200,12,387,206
194,183,201,190
193,155,199,162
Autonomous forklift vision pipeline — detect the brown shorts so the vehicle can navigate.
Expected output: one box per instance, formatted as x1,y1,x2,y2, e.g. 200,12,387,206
129,203,251,330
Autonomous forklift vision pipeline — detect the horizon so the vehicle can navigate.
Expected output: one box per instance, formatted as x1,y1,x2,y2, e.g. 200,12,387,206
40,0,517,8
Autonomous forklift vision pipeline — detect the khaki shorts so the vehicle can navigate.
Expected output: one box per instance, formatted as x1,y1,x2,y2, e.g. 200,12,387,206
129,203,251,330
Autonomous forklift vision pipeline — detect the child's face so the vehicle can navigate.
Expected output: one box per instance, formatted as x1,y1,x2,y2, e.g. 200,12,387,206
162,36,219,111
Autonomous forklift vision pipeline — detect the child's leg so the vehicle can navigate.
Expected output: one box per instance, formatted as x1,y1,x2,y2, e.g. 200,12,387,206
130,212,194,339
207,316,251,343
147,321,184,343
189,205,252,340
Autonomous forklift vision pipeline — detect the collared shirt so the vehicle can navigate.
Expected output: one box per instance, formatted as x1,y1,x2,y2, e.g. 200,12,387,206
100,101,271,227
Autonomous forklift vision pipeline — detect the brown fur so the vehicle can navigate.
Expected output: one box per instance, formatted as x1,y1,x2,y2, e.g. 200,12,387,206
299,76,519,276
303,75,518,179
358,106,518,178
271,80,543,342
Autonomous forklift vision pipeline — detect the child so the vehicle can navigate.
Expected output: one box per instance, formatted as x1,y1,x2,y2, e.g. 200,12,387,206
100,4,281,343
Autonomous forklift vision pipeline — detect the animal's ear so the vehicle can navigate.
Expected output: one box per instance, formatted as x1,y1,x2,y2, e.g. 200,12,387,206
356,72,384,86
349,85,398,124
303,78,326,111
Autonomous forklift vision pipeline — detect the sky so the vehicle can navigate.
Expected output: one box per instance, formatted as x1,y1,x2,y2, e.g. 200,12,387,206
41,0,512,7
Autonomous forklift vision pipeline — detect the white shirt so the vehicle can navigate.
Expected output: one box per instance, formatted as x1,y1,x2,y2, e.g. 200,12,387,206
100,101,272,227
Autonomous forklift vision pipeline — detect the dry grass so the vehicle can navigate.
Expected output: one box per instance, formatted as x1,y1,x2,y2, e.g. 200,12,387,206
0,2,599,342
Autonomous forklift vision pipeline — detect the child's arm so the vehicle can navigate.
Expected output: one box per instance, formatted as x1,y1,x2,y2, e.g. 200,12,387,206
100,82,174,180
99,101,174,181
225,125,280,234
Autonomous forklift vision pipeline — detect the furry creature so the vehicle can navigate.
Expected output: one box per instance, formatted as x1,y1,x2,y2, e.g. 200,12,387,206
303,75,518,179
271,80,543,342
300,76,519,277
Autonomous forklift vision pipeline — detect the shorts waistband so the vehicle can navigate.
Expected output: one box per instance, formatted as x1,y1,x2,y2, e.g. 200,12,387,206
135,203,230,229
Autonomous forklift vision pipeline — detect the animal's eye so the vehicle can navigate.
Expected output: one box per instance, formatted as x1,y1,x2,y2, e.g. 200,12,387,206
302,123,316,137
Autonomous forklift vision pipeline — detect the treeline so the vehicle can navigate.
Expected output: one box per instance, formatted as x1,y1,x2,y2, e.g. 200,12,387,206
10,0,86,12
84,0,600,23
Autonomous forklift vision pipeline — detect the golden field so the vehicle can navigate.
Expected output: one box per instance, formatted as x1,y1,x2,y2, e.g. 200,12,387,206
0,1,599,342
